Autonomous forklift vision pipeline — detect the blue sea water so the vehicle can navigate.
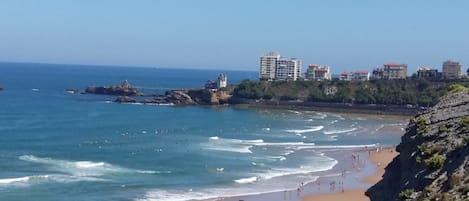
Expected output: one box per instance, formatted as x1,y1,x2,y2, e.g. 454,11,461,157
0,63,406,201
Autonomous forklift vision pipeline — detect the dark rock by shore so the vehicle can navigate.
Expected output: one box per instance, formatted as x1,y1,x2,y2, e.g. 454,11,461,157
115,96,137,103
86,80,142,96
366,91,469,201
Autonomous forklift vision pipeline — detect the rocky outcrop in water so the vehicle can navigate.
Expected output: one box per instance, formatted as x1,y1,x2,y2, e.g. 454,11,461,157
115,96,136,103
86,80,142,96
366,91,469,201
84,80,232,105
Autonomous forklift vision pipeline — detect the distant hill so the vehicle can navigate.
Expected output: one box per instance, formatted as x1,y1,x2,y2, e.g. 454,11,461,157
366,90,469,201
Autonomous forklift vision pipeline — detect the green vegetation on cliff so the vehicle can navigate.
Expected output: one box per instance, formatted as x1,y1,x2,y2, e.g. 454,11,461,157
233,79,469,107
366,91,469,201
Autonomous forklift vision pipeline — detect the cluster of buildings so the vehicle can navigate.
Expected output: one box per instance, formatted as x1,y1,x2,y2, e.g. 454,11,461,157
259,52,301,81
259,51,467,81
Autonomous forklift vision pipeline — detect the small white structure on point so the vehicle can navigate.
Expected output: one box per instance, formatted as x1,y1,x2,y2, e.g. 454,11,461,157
217,73,227,89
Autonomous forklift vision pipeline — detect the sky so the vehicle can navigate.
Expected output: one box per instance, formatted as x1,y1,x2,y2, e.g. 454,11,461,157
0,0,468,73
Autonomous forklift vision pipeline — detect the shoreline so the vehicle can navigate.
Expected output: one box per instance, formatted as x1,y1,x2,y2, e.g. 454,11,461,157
230,103,417,117
203,147,398,201
301,147,397,201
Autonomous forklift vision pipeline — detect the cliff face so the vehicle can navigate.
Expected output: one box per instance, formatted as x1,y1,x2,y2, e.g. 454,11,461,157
366,91,469,201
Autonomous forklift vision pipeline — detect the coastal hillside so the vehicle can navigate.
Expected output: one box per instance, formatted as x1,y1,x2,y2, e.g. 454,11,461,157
233,79,469,107
366,90,469,201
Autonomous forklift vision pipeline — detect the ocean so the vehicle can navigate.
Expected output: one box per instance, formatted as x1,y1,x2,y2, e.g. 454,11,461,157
0,62,406,201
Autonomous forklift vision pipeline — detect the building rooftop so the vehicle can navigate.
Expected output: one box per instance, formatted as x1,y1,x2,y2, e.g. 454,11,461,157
353,70,369,74
384,62,405,67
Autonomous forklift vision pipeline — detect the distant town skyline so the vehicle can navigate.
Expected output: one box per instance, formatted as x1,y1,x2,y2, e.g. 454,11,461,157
0,1,468,73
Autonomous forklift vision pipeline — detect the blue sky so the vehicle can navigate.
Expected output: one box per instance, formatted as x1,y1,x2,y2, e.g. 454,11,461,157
0,1,468,73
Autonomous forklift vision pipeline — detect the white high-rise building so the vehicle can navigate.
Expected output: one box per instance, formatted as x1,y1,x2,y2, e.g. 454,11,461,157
275,58,301,81
259,52,280,81
259,52,301,81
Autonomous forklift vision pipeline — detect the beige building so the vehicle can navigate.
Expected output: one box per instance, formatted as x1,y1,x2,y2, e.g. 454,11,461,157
442,60,462,79
372,63,407,79
305,64,331,81
383,63,407,79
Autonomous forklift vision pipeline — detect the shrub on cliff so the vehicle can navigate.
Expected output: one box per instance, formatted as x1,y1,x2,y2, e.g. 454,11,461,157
448,84,469,93
398,189,414,200
425,154,445,169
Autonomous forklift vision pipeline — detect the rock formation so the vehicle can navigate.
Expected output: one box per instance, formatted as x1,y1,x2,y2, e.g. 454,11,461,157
366,91,469,201
115,96,136,103
86,80,142,96
84,81,232,106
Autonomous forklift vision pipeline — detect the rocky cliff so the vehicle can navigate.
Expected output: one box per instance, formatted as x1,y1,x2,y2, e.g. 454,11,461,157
366,91,469,201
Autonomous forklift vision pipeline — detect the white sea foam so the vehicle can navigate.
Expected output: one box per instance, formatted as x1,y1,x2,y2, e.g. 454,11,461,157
323,127,357,135
286,126,324,134
75,161,106,168
203,137,267,153
0,174,105,186
257,156,338,180
136,189,221,201
18,155,165,177
234,176,258,184
282,150,295,156
328,120,339,125
203,137,254,153
313,113,327,119
136,154,334,201
287,110,302,114
0,176,31,184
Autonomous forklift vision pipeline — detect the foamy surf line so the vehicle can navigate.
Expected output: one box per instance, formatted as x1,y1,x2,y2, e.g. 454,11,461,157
203,137,319,153
137,148,380,201
0,174,105,186
286,125,324,134
18,155,169,176
323,127,358,135
0,176,32,184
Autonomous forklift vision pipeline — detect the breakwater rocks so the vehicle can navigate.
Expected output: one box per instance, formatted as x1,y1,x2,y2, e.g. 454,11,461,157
366,91,469,201
86,80,142,96
114,89,231,105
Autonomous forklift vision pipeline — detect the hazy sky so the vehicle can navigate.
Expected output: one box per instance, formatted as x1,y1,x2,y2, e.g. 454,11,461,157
1,0,468,73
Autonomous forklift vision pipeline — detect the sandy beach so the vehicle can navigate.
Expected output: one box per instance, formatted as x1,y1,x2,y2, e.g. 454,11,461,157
301,148,397,201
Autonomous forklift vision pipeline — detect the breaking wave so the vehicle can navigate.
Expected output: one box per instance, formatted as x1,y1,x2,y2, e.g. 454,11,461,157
323,127,357,135
285,126,324,134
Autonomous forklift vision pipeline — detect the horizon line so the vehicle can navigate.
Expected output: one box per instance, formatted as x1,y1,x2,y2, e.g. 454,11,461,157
0,60,257,72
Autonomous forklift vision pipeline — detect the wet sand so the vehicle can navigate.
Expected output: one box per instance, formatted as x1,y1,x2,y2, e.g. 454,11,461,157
301,148,397,201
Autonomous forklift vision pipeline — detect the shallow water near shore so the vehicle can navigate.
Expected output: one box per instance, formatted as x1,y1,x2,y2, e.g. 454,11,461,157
0,63,406,201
